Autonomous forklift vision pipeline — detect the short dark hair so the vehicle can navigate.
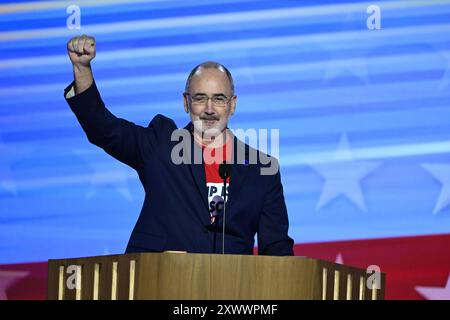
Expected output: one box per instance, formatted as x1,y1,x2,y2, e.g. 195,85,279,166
185,61,234,94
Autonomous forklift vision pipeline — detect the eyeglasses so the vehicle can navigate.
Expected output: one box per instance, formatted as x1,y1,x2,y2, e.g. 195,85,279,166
185,93,233,107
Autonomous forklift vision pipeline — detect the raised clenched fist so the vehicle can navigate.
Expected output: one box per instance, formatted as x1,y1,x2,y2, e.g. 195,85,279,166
67,35,96,67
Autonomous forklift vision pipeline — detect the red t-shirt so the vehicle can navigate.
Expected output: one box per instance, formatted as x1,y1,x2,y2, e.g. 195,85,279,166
203,138,232,224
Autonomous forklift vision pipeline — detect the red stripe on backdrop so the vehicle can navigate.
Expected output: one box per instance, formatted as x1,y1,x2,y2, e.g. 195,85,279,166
0,262,47,300
292,233,450,300
1,233,449,300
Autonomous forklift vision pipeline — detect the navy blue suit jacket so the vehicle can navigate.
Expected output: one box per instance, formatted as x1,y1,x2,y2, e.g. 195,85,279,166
65,81,294,256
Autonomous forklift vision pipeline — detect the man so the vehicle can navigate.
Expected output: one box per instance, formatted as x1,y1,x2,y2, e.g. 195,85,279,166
65,34,294,256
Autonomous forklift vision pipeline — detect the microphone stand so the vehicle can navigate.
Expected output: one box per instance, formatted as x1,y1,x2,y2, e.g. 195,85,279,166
222,173,227,255
219,161,231,255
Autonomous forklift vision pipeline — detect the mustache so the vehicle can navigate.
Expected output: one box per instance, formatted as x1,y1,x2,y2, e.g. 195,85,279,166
200,115,220,121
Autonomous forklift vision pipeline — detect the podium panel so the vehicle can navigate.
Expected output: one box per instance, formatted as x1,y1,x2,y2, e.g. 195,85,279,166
48,253,385,300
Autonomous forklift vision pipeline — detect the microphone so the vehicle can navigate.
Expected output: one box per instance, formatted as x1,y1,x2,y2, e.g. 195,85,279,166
210,195,224,221
219,162,232,181
210,195,223,253
218,161,232,254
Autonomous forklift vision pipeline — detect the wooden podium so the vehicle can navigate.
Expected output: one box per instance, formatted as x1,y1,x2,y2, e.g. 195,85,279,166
47,252,385,300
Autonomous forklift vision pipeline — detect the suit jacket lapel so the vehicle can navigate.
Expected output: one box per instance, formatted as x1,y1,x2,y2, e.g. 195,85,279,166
183,123,210,224
191,160,209,211
226,136,250,212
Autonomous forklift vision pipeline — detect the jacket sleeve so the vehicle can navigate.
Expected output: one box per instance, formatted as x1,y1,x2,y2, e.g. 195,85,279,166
65,81,171,170
257,161,294,256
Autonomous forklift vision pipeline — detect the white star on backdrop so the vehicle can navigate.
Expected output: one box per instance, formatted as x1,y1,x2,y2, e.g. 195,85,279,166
318,18,382,86
416,275,450,300
322,53,370,85
0,270,29,300
73,149,135,201
421,163,450,214
317,5,387,87
308,133,382,211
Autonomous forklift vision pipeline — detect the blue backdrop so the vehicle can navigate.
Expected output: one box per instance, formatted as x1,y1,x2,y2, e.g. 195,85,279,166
1,0,450,263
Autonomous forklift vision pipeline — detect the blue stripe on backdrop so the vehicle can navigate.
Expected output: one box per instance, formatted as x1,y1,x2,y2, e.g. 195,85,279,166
2,40,449,84
2,13,450,59
0,0,331,31
1,0,450,263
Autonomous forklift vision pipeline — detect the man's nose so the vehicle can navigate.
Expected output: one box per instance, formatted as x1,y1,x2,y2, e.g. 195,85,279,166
204,99,214,114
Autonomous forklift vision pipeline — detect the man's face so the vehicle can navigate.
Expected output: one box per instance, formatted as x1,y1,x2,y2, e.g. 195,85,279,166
183,68,236,139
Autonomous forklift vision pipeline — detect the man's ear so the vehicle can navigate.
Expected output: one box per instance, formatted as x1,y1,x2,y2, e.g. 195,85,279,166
230,95,237,116
183,93,189,113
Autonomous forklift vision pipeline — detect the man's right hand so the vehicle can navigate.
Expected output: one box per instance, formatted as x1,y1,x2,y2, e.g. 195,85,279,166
67,35,96,94
67,34,96,67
